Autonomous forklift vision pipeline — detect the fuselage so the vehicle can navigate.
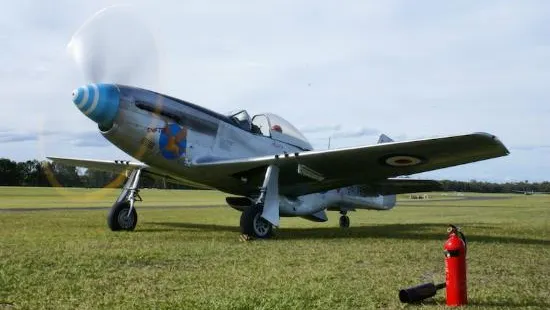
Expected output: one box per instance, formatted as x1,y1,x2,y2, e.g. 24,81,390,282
100,85,306,193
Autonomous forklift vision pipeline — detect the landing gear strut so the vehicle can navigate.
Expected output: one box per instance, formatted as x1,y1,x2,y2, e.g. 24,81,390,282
108,169,142,231
339,210,350,228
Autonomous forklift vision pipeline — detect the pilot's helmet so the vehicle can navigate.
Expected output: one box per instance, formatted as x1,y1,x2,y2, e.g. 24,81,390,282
271,124,283,133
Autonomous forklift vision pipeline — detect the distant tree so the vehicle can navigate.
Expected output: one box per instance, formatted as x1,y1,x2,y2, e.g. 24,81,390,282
49,162,82,187
0,158,20,186
83,169,119,188
15,160,49,186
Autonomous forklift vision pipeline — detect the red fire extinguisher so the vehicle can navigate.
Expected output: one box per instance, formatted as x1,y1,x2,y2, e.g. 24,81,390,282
444,224,467,306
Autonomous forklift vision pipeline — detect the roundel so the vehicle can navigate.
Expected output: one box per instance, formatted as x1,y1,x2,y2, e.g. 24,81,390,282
159,123,188,160
383,155,424,167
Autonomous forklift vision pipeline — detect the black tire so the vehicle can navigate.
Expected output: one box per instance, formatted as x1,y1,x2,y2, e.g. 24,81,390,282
240,204,273,239
339,215,350,228
107,201,138,231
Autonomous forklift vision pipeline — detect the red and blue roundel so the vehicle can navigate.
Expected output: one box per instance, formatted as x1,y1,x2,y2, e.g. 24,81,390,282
159,123,187,159
382,154,425,167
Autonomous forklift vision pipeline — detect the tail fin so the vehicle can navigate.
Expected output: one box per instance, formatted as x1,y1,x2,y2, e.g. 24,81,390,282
377,134,394,144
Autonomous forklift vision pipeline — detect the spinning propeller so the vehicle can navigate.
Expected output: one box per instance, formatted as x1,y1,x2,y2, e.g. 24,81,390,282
44,5,164,193
67,5,160,86
68,5,162,129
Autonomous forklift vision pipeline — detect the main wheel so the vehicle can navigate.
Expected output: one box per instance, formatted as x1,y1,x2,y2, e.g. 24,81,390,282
339,215,350,228
107,201,138,231
240,204,273,239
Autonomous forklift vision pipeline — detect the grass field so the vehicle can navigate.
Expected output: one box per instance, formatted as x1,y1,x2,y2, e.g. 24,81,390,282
0,187,548,309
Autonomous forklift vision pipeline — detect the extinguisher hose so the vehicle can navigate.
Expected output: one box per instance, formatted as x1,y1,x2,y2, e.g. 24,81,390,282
458,230,467,252
448,224,468,252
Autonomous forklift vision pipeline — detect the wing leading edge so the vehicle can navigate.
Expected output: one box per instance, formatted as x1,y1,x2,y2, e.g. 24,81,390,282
47,157,147,174
46,156,208,188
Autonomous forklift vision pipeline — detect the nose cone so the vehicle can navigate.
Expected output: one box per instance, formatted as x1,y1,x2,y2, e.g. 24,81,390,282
71,83,120,128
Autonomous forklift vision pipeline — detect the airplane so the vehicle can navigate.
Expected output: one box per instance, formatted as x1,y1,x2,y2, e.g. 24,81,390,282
48,7,510,239
48,83,510,238
512,190,550,195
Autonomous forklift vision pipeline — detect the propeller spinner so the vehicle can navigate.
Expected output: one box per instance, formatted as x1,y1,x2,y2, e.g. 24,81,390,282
71,83,120,129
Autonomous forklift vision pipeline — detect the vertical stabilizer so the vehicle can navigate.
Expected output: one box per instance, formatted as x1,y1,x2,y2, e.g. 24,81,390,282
378,134,394,144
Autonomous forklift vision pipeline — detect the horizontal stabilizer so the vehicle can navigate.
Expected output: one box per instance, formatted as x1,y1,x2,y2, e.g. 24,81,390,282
358,179,442,195
300,210,328,222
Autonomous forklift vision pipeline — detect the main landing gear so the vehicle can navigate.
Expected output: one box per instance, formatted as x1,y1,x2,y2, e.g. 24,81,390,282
339,210,350,228
108,169,142,231
240,203,273,239
239,165,279,239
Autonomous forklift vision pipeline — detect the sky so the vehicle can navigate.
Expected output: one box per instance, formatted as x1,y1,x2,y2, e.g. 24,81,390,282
1,1,549,182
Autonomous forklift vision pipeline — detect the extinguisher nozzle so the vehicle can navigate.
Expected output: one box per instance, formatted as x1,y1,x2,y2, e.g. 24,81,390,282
399,282,446,303
447,224,459,234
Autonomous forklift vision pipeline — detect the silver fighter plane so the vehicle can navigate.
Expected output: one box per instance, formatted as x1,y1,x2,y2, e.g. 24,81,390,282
50,6,510,238
49,83,510,238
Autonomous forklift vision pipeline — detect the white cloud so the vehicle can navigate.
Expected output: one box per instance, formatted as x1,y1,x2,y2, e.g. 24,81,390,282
0,0,549,181
0,129,109,147
332,127,379,139
300,124,342,134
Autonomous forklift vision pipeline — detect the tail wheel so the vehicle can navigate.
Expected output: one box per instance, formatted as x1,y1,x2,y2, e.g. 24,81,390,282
107,201,138,231
240,204,273,239
339,215,350,228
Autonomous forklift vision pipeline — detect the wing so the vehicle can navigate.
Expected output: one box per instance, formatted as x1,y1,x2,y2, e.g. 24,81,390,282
193,132,509,196
46,156,204,188
47,157,147,174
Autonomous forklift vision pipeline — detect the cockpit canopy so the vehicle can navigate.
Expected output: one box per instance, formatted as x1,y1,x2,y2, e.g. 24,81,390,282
228,110,252,131
228,110,313,151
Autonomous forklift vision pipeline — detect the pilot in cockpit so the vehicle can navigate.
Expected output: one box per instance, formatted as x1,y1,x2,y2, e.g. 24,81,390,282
230,110,252,131
230,110,264,134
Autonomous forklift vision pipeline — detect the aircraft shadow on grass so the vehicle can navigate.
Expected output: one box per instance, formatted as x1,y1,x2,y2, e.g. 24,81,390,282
144,222,548,246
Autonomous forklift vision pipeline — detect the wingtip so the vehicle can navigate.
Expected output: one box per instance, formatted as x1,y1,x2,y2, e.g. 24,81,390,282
473,132,510,156
46,156,68,162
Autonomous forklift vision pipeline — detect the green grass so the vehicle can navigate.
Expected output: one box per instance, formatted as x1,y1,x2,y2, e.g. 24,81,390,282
0,188,549,309
0,187,228,208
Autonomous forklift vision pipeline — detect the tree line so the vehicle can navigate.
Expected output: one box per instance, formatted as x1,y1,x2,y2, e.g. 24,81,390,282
1,158,549,193
0,158,186,189
438,179,550,194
